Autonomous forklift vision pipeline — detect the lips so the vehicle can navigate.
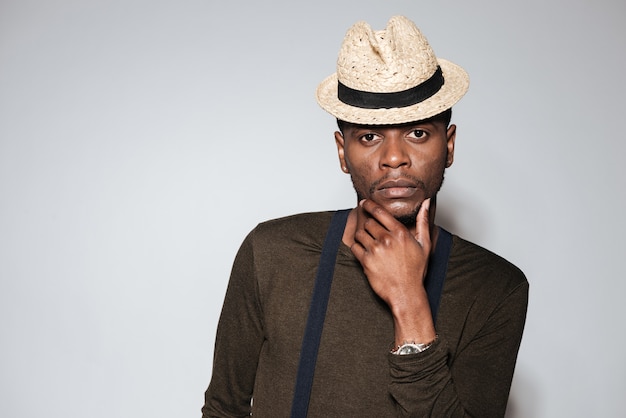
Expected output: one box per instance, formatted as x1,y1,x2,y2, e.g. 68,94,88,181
378,179,418,190
375,178,419,199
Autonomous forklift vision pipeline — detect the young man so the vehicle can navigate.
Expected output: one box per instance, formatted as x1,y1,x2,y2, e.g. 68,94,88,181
202,16,528,417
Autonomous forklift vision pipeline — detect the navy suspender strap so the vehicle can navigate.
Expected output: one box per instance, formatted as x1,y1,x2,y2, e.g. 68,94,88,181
424,227,452,323
290,209,350,418
290,213,452,418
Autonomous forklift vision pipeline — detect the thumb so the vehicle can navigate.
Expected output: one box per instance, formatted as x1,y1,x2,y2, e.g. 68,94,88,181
415,198,432,251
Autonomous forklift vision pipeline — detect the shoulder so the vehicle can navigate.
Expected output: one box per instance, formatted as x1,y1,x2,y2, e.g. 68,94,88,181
448,233,528,296
247,211,335,251
254,211,334,237
255,211,334,233
237,212,339,292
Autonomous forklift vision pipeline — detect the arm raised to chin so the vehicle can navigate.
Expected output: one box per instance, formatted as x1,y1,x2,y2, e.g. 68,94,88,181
350,198,437,347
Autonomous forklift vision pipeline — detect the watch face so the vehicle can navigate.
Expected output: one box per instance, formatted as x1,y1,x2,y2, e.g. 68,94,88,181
397,344,420,355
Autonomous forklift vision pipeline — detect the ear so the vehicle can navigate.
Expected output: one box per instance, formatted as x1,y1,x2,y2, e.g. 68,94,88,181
445,124,457,168
335,131,350,173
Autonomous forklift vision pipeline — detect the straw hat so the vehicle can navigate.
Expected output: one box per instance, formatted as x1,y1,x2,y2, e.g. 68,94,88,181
316,16,469,125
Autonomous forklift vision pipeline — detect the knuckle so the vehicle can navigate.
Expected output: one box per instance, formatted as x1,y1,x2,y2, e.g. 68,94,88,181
371,205,385,217
365,239,379,251
380,234,393,247
395,229,410,240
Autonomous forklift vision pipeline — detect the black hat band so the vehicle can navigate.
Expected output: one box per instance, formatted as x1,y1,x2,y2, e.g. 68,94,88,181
337,66,444,109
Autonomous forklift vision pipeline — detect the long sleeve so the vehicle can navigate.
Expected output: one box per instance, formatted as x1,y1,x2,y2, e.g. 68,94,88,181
200,214,529,417
202,232,263,417
388,279,529,417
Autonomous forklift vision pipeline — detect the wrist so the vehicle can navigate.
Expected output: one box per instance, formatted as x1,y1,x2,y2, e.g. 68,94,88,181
391,335,438,355
391,302,436,347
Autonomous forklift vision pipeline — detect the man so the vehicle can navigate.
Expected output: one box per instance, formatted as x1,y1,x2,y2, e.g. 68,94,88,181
202,16,528,417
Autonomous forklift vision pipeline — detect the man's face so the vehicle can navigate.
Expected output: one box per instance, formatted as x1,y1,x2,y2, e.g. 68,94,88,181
335,119,456,226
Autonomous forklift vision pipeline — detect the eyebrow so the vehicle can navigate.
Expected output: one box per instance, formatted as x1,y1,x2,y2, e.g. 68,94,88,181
349,122,436,134
353,120,436,130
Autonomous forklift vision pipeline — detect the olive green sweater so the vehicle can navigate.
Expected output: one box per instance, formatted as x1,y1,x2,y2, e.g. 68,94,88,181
203,211,528,417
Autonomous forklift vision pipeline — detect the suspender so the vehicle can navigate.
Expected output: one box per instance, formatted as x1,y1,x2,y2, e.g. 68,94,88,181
290,209,350,418
424,227,452,324
290,210,452,418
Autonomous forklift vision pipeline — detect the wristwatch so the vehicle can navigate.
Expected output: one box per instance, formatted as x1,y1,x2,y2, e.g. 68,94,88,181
391,336,437,355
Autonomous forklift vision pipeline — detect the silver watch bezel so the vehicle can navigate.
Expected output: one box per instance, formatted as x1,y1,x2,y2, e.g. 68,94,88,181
391,336,437,355
395,342,428,355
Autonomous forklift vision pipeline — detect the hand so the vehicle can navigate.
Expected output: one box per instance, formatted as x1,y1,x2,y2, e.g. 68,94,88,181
350,198,436,344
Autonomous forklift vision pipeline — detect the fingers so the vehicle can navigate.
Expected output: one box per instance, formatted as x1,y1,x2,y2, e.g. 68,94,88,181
357,198,432,250
352,201,387,261
353,201,380,251
415,198,432,251
358,199,401,232
350,240,366,261
351,199,433,304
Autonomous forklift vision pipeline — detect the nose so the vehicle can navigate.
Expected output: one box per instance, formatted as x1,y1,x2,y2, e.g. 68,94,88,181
380,137,410,169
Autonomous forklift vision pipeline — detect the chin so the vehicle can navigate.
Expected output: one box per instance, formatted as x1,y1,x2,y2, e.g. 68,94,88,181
394,213,417,228
387,199,421,214
385,202,421,227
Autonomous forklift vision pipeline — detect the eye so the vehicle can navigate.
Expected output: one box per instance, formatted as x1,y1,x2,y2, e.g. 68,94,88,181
358,132,381,144
408,129,427,140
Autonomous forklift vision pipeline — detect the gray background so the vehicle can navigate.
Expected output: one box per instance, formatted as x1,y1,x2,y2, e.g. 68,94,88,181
1,0,625,417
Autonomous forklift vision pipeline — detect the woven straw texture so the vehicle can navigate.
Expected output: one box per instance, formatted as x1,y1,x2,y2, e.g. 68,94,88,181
316,16,469,125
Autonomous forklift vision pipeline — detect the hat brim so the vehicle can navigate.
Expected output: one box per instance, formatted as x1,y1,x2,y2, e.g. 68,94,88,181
316,58,469,125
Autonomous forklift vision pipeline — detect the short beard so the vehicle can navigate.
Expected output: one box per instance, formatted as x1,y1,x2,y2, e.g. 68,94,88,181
352,173,445,228
395,210,420,228
352,199,421,228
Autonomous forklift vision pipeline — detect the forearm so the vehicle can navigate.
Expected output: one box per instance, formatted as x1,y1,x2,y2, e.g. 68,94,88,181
389,337,468,417
391,287,437,348
388,282,528,417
